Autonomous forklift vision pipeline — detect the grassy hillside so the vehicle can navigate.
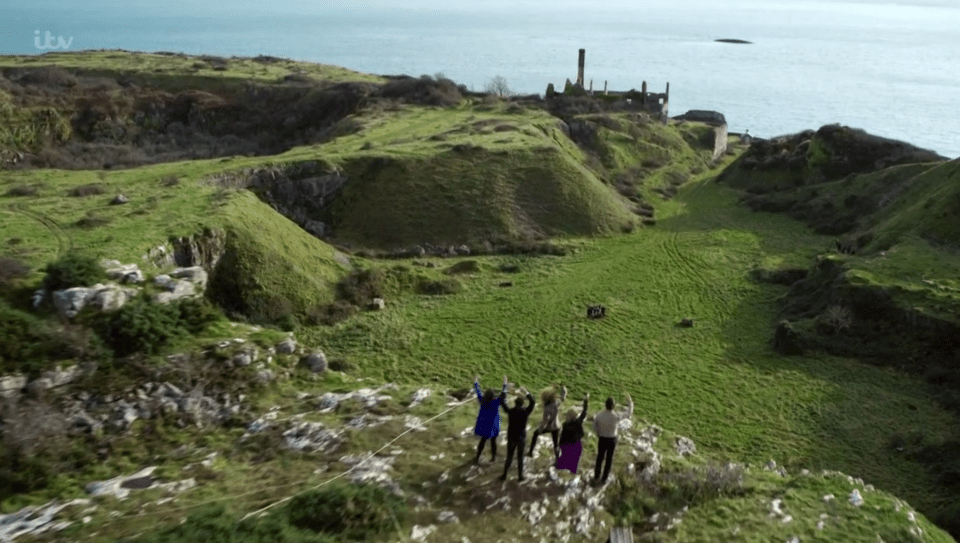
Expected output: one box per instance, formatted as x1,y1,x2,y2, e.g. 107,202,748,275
295,177,960,531
0,159,347,325
2,51,959,542
286,104,640,248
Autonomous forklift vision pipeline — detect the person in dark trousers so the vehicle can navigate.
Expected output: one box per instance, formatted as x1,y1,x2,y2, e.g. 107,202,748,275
556,392,589,473
528,384,567,459
592,393,633,485
499,386,535,481
473,375,508,465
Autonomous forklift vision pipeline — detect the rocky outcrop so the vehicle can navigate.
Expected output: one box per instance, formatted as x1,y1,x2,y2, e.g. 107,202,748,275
152,268,207,304
52,283,139,318
171,228,226,271
0,374,28,399
102,260,144,284
203,162,348,241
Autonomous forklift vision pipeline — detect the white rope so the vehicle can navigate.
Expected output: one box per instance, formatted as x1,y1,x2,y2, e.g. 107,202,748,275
238,396,474,522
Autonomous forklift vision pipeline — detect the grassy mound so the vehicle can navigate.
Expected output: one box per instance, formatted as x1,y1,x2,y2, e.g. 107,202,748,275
275,104,721,250
0,158,347,327
206,191,345,322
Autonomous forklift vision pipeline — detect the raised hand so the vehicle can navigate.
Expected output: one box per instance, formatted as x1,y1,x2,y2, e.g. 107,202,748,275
474,375,480,384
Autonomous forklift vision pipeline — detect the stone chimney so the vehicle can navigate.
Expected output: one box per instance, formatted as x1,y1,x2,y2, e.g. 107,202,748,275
577,49,585,87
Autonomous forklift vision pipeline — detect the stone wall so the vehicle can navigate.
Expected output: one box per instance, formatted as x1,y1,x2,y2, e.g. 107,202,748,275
712,123,728,161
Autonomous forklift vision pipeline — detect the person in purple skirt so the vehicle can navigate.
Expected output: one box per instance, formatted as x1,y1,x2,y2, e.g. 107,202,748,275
555,392,589,473
473,374,508,465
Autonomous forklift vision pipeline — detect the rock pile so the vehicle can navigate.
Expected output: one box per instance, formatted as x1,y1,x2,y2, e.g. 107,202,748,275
46,260,209,318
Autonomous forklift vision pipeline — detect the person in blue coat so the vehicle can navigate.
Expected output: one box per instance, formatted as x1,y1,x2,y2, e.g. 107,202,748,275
473,374,508,465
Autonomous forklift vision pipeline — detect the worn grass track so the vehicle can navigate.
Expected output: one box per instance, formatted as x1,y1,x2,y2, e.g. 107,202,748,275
300,176,960,518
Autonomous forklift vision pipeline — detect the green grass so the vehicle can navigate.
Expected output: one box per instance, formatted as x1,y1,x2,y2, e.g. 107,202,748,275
0,50,386,88
297,176,960,525
0,158,347,322
276,103,645,248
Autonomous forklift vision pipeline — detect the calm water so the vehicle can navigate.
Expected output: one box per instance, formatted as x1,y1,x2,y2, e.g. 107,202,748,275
4,0,959,157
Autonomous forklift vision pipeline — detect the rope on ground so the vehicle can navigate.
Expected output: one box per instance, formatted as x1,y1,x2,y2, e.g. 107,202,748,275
98,392,475,533
238,395,474,522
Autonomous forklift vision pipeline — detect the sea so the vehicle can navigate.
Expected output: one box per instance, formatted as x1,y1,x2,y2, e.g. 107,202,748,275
4,0,959,158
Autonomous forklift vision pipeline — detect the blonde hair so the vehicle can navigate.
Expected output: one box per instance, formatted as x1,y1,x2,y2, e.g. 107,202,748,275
565,408,578,422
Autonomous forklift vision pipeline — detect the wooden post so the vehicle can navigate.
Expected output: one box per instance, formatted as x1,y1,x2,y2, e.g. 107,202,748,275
577,48,585,87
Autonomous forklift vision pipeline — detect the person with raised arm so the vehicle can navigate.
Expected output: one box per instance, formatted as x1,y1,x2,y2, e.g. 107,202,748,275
592,393,633,485
527,384,568,460
556,392,589,474
473,374,508,465
499,385,536,481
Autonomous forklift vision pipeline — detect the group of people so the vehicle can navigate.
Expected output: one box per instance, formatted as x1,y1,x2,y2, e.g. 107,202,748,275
471,375,633,484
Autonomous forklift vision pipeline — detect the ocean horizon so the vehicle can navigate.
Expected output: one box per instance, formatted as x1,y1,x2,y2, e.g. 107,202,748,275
4,0,959,158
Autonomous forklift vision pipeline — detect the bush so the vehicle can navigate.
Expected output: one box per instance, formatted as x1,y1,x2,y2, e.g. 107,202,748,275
244,292,296,325
176,297,223,334
160,175,180,187
91,296,186,356
43,251,105,291
380,75,463,106
287,484,406,539
5,184,38,197
304,300,358,326
0,399,70,496
67,183,106,197
18,66,78,87
648,464,746,506
336,268,384,306
418,278,462,295
125,503,333,543
0,303,49,373
0,256,29,287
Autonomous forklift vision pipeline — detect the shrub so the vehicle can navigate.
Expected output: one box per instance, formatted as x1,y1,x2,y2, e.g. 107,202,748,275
244,292,296,325
0,256,29,287
127,503,333,543
0,399,70,496
18,66,78,87
67,183,106,197
336,268,384,306
287,484,406,539
418,278,462,295
43,251,105,291
0,303,48,373
649,464,746,505
5,184,38,196
304,300,358,326
75,214,112,229
176,297,223,333
91,296,186,356
381,75,462,106
160,175,180,187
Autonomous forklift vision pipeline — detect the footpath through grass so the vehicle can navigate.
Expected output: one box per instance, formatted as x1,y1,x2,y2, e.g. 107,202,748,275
299,176,960,518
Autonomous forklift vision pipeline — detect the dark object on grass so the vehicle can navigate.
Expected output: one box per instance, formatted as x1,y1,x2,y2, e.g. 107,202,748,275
679,318,695,328
773,320,804,355
120,476,154,489
499,282,513,287
499,263,520,273
587,305,606,319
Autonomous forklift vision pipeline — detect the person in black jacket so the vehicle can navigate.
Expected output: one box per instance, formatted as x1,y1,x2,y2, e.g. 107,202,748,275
556,393,589,474
499,386,535,482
